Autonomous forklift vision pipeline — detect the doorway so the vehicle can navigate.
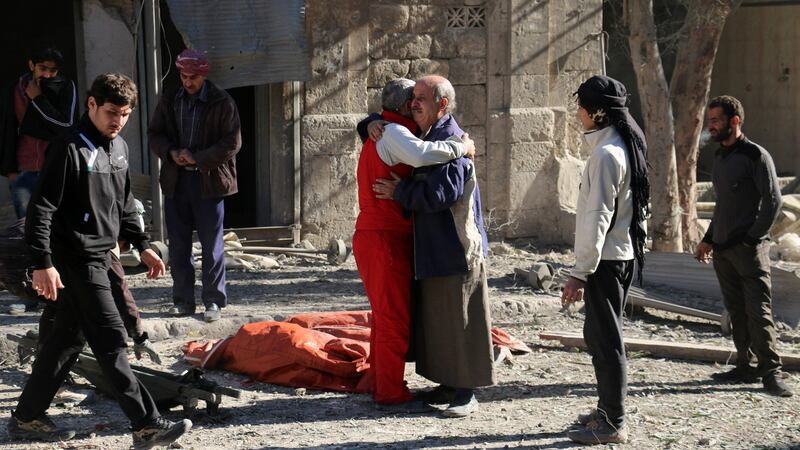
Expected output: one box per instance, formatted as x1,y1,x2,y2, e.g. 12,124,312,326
159,1,257,228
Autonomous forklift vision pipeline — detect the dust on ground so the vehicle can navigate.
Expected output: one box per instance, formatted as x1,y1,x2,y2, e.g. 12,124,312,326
0,241,798,449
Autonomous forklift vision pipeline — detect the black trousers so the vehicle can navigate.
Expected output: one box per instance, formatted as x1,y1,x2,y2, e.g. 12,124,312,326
583,259,633,428
15,254,158,430
39,252,144,343
713,242,781,375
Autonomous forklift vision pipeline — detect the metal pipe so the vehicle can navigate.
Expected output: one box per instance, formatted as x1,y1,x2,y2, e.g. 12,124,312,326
292,81,301,244
144,0,165,242
600,31,607,76
235,246,326,255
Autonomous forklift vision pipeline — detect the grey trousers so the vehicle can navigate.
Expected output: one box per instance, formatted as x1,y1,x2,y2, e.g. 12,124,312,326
713,242,781,375
414,262,496,388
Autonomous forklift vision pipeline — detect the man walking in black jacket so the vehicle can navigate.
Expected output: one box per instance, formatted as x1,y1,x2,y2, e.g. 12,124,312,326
695,95,793,398
7,73,192,448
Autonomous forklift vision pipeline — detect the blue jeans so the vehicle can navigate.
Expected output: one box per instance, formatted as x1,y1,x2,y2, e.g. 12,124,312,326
9,171,39,219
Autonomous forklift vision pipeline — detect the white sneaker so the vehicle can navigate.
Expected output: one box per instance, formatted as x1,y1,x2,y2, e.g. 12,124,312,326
204,304,221,322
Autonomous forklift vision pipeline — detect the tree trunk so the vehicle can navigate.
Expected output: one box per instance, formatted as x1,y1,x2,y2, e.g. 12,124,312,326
670,0,741,250
625,0,683,252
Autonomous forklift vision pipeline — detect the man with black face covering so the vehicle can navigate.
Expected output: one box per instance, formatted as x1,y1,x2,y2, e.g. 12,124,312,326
695,96,792,398
561,75,650,445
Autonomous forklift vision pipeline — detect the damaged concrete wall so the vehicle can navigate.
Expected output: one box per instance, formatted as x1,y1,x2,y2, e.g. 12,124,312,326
303,0,602,245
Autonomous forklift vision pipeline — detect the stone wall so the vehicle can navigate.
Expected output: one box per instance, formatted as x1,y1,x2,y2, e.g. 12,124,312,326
303,0,602,245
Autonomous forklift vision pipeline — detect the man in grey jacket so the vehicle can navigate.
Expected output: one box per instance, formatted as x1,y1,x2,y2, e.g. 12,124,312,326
561,75,650,445
695,95,792,397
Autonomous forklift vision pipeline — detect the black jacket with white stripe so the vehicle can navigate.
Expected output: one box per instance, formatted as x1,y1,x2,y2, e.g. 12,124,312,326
0,73,78,176
25,114,149,269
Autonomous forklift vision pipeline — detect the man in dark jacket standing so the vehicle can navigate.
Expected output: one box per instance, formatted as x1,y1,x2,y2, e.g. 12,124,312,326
0,46,77,219
8,73,191,448
149,49,241,322
695,95,793,397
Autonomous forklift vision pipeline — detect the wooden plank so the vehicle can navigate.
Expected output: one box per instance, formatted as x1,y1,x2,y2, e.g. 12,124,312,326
540,331,800,369
781,194,800,216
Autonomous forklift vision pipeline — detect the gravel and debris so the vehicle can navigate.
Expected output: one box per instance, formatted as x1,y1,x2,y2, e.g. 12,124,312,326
0,240,798,449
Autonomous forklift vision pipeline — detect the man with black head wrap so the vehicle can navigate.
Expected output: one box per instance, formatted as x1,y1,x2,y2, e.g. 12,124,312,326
561,75,650,445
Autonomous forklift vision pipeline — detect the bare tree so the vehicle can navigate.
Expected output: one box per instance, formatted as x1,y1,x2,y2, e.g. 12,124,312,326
623,0,741,251
670,0,741,248
625,0,683,252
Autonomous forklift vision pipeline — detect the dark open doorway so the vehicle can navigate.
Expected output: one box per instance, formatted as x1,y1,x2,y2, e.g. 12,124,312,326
0,1,78,94
223,86,257,228
158,1,257,228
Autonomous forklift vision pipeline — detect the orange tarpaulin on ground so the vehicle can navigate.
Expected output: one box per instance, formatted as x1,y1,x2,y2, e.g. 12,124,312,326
183,310,529,393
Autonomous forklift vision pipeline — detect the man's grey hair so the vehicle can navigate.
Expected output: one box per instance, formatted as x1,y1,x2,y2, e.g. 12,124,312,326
432,79,456,114
381,78,415,112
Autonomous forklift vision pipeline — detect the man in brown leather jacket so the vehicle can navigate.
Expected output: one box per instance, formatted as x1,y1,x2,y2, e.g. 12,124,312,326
148,49,241,322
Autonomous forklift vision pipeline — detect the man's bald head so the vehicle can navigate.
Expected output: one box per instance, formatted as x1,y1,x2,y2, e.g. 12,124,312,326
412,75,455,131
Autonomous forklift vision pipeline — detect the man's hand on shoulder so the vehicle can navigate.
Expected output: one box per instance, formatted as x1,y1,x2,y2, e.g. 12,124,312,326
368,120,387,142
140,248,166,279
462,132,475,160
32,267,64,301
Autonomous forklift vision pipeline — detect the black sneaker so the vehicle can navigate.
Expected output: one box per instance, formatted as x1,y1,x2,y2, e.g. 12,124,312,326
576,408,600,426
420,385,457,405
132,417,192,450
763,372,793,397
710,366,758,383
567,419,628,445
7,411,76,442
377,399,435,414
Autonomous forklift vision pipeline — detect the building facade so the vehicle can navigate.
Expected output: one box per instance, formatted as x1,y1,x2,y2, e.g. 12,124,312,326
1,0,604,246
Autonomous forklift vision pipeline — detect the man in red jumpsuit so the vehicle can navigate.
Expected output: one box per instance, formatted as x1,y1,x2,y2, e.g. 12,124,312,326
353,78,473,410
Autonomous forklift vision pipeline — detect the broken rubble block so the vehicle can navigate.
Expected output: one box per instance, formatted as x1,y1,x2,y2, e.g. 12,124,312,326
119,247,141,267
514,262,555,290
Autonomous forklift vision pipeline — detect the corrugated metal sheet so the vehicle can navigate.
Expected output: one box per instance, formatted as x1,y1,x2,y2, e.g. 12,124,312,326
165,0,309,89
